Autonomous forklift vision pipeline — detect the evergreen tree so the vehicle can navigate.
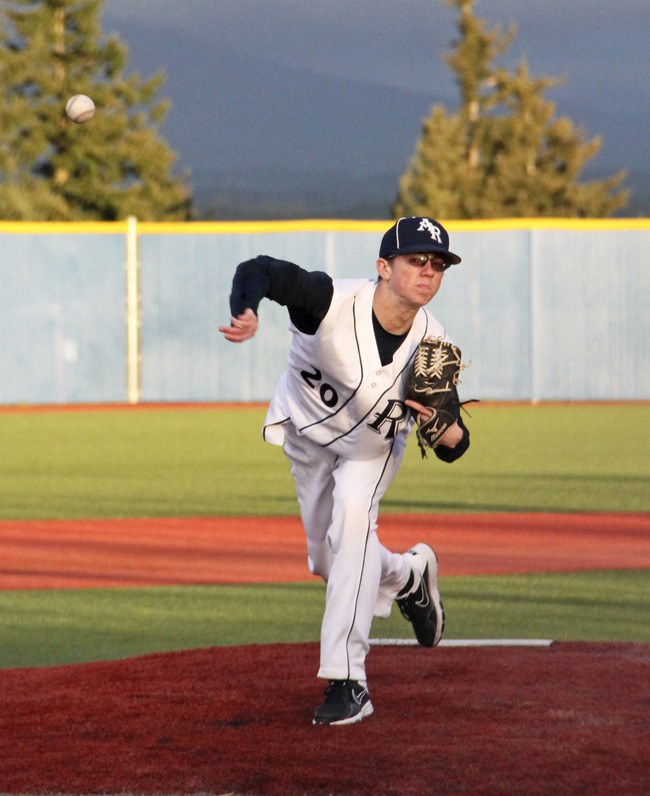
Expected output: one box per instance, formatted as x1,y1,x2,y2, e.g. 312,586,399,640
0,0,191,220
393,0,628,219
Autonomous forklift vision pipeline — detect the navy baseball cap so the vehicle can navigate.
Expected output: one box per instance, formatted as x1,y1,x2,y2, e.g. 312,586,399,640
379,216,462,265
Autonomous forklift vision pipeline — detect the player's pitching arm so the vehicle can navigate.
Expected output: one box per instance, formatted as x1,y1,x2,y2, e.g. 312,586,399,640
218,256,333,345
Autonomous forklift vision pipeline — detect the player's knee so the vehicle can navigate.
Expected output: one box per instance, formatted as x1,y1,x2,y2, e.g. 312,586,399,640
328,501,373,545
307,538,332,580
326,526,372,558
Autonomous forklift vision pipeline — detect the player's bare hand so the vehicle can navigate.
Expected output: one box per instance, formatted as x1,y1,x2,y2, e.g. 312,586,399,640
218,308,258,342
405,399,463,449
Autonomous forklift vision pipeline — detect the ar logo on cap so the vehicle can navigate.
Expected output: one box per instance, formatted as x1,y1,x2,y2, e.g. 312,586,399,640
417,219,442,243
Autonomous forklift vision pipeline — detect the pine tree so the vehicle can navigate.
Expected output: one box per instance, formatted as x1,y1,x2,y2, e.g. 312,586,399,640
393,0,628,219
0,0,191,220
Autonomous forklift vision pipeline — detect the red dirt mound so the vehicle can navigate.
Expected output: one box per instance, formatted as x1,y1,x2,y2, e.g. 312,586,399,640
0,642,648,795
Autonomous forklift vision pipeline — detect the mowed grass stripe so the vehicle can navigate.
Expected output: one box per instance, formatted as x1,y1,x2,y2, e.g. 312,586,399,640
0,570,647,669
0,404,649,518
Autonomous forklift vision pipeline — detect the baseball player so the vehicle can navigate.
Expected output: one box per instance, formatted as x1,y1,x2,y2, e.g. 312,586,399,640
218,216,470,725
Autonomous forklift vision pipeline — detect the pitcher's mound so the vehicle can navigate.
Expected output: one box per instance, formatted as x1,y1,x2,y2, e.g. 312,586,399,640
1,641,647,795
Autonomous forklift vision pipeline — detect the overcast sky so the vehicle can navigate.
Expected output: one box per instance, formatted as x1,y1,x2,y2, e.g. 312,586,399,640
101,0,648,101
99,0,649,209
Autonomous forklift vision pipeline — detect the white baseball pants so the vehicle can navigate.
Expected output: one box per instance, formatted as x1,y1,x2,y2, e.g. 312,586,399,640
283,424,412,682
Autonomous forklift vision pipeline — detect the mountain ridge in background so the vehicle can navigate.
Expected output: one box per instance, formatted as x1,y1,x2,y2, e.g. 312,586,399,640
105,14,649,220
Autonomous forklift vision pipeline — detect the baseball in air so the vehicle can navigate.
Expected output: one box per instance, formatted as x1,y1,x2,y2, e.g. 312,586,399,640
65,94,95,124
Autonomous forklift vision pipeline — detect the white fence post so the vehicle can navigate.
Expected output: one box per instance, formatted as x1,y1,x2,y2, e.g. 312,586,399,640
125,215,141,404
530,227,540,405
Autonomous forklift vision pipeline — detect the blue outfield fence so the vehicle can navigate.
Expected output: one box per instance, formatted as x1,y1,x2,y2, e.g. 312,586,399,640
0,218,649,405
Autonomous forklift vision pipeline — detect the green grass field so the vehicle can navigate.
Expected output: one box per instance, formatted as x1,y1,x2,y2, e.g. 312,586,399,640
0,403,648,669
0,570,647,669
1,403,649,518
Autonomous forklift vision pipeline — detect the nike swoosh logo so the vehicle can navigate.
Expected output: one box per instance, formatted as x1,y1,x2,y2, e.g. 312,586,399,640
352,689,367,706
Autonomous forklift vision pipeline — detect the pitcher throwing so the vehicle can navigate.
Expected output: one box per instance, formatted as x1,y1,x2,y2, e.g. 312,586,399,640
219,217,471,725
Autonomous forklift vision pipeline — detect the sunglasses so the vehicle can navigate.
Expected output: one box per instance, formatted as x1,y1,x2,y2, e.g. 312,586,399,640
391,253,452,271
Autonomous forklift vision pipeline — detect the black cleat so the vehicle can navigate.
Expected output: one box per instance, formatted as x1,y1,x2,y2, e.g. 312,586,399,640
313,679,374,726
396,542,445,647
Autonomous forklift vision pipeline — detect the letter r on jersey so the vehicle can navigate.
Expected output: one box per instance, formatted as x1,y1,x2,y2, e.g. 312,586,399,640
367,399,409,439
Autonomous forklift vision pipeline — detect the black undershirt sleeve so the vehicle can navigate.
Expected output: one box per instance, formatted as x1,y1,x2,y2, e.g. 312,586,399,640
433,413,470,463
229,255,333,334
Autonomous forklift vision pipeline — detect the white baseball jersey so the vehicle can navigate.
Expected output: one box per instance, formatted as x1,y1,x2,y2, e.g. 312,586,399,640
263,278,447,459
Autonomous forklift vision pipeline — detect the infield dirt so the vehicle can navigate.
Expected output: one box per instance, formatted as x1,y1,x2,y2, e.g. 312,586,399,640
1,511,648,589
